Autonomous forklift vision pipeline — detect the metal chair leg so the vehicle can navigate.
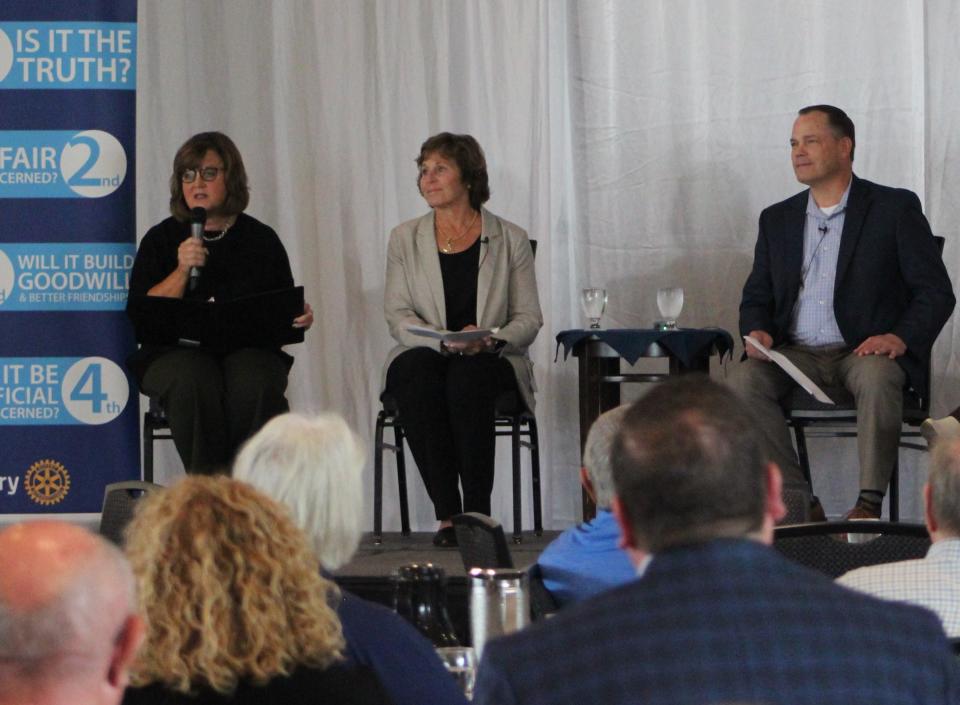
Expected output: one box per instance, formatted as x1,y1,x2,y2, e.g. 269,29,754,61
889,458,900,522
373,411,386,544
396,423,410,536
512,415,522,544
528,415,543,536
792,424,814,489
143,415,154,483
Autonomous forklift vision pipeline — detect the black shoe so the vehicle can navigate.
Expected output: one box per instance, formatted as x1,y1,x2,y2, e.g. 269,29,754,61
432,526,458,547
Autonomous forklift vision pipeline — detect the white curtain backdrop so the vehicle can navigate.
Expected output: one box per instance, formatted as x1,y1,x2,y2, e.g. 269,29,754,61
137,0,960,526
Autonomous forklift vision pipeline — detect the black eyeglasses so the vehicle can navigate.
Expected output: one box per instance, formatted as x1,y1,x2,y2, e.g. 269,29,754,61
181,166,225,183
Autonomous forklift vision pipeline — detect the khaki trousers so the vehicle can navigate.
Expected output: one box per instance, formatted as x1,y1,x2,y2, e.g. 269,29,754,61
726,345,905,494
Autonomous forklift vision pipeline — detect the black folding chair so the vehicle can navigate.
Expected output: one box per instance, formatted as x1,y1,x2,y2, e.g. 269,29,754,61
142,397,172,482
374,390,542,545
452,512,558,621
99,480,163,546
774,521,929,578
452,512,514,570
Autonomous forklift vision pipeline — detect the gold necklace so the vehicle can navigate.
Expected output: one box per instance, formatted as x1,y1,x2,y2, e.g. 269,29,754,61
437,211,479,253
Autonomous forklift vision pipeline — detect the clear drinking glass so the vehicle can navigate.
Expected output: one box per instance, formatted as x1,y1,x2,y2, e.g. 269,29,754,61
436,646,477,699
656,287,684,329
580,288,607,329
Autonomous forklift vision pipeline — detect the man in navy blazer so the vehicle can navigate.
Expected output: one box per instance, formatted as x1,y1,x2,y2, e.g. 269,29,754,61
730,104,954,519
473,376,959,705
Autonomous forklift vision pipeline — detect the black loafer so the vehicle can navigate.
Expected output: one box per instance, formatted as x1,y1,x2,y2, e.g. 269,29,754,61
432,526,458,547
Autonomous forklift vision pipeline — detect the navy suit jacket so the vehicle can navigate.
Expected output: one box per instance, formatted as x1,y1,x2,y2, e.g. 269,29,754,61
474,539,960,705
739,175,955,392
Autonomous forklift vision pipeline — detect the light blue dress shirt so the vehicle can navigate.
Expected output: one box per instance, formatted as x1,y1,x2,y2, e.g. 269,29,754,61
789,180,852,347
537,509,639,606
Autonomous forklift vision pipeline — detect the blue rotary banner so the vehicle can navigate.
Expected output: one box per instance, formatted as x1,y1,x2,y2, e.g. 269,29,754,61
0,0,138,514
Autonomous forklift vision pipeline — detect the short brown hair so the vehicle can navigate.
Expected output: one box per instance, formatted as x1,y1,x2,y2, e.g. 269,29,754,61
416,132,490,211
798,104,856,161
612,376,767,552
169,131,250,222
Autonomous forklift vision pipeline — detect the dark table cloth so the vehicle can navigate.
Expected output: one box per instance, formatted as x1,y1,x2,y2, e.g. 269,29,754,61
555,328,734,368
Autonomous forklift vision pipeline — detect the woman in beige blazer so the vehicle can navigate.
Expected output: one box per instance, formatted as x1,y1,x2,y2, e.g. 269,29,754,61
383,133,542,547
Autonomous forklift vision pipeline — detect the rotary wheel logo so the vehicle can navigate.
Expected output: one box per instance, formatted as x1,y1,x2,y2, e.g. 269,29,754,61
25,460,71,506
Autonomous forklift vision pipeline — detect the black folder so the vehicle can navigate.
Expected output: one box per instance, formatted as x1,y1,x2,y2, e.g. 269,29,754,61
127,286,305,349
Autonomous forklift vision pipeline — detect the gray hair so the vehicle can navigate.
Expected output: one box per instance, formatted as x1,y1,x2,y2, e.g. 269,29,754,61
930,437,960,535
0,523,135,664
583,405,630,509
233,412,366,570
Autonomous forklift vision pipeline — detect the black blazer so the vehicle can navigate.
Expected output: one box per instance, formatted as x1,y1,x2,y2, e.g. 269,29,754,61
739,175,955,391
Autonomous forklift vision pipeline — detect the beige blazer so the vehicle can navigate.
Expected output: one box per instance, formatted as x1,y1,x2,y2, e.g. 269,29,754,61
382,208,543,411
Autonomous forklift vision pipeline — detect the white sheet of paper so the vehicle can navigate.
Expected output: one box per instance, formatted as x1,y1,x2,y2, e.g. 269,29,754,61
407,325,499,342
743,335,834,405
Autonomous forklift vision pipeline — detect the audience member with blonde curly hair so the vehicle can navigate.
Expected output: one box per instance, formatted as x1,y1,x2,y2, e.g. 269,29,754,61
234,412,468,705
120,475,390,705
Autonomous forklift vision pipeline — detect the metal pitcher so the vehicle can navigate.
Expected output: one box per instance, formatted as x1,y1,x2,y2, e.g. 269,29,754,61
468,567,529,660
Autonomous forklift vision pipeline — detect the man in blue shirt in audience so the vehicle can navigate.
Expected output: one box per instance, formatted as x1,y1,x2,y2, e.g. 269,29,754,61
474,376,959,705
537,404,640,606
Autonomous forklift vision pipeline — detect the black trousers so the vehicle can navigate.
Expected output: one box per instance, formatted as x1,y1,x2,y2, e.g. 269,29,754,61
142,347,290,474
386,347,518,520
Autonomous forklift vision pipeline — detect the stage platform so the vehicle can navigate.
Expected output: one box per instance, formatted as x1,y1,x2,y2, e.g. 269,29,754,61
333,530,560,645
339,530,559,577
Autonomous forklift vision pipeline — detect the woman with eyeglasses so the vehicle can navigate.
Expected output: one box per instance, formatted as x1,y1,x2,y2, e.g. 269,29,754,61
127,131,312,475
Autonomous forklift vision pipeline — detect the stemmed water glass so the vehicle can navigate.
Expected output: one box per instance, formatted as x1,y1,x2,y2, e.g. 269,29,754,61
656,287,684,329
581,288,607,329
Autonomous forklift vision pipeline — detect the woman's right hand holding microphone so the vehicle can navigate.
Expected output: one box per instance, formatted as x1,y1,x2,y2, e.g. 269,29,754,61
177,237,207,274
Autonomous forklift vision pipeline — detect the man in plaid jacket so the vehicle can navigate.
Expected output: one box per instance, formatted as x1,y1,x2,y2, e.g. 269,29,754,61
474,376,959,705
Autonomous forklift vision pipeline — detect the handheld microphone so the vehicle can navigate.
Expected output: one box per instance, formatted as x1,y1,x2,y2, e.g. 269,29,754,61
818,224,828,234
188,207,207,292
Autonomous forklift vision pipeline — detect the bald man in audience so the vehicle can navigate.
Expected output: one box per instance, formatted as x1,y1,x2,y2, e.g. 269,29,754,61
837,437,960,636
536,404,640,606
0,521,144,705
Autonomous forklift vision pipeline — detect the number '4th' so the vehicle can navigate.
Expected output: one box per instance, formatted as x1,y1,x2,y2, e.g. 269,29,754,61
69,363,106,412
